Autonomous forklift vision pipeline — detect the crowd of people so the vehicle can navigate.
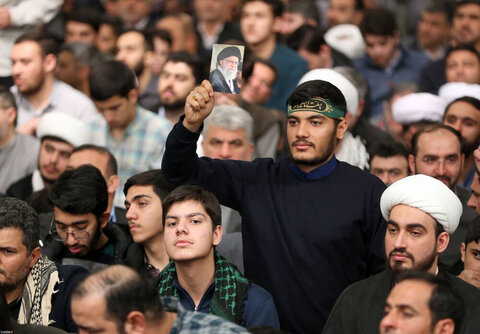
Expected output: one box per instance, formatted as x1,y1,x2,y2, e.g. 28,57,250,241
2,0,480,333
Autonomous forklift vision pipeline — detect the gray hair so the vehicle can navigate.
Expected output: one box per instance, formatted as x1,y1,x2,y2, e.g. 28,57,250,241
60,42,103,68
203,105,254,144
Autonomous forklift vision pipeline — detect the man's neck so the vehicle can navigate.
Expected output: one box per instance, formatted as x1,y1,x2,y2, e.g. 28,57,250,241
26,75,54,111
249,34,276,60
5,282,25,304
144,234,170,271
0,128,15,149
165,108,184,125
175,254,216,306
138,68,152,95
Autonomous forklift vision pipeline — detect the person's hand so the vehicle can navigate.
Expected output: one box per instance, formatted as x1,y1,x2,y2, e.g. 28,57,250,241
458,269,480,289
183,80,215,132
17,117,41,136
0,7,11,29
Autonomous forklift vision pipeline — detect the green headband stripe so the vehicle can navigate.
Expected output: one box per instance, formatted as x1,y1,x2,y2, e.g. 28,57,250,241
287,97,345,119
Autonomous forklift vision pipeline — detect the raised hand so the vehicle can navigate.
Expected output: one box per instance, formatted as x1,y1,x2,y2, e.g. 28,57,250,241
183,80,215,132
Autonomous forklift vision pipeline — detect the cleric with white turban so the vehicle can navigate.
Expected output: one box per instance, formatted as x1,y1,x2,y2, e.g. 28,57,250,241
380,175,462,234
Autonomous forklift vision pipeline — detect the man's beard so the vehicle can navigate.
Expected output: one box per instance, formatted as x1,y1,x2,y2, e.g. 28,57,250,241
160,96,187,111
290,126,336,167
387,243,437,283
414,161,460,191
464,134,480,157
0,259,30,293
219,63,237,81
133,61,145,77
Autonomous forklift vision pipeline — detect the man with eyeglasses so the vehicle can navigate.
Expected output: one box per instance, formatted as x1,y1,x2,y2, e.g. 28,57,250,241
210,46,241,94
42,165,132,272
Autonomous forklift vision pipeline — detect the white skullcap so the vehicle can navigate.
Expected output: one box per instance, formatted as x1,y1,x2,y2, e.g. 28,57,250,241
392,93,447,124
380,175,462,234
297,69,359,116
37,112,91,147
324,24,366,60
438,82,480,103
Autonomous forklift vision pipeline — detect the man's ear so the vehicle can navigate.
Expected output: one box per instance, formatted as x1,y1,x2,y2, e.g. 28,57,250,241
144,50,154,68
436,232,450,254
336,120,347,140
127,88,139,105
107,175,120,195
124,311,147,334
432,318,455,334
44,54,57,73
273,16,283,33
28,246,41,269
6,106,16,126
408,154,416,174
100,212,110,229
213,225,222,246
461,242,466,263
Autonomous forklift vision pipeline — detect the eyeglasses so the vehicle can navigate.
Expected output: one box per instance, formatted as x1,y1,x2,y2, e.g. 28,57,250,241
49,217,91,241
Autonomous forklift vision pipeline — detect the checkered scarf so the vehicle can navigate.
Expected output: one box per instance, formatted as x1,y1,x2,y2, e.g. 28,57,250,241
17,255,60,326
157,252,249,325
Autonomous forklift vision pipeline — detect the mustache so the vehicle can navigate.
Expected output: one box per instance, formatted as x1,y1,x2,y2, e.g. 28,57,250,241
292,139,315,147
388,248,414,261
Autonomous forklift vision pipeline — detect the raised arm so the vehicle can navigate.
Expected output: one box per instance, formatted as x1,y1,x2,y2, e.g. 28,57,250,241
182,80,215,132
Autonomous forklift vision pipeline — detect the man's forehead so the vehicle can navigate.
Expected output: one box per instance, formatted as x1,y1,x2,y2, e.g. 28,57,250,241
417,130,461,150
389,280,433,308
69,150,109,170
445,101,480,119
0,227,25,244
371,155,408,168
206,125,247,139
164,61,194,76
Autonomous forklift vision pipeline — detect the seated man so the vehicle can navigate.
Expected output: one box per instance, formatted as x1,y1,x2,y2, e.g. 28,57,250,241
42,165,132,272
158,185,280,329
380,271,464,334
71,265,249,333
123,170,172,279
323,175,480,334
459,216,480,289
0,197,88,332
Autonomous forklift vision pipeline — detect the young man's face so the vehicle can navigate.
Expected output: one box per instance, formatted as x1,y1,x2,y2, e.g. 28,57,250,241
409,130,463,191
364,34,399,69
164,200,222,262
241,62,275,105
94,93,137,131
158,61,196,110
417,11,450,49
443,101,480,155
380,280,435,334
116,31,148,75
327,0,357,27
202,125,254,161
445,50,480,84
53,207,105,257
287,111,346,173
462,239,480,273
384,204,447,274
151,37,171,76
125,185,164,245
0,227,39,294
65,21,97,44
55,50,80,88
451,4,480,46
97,23,117,55
370,155,409,187
38,138,74,183
11,41,49,96
241,1,277,46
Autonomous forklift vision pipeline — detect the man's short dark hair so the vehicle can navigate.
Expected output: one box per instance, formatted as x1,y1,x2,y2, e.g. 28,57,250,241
287,25,325,52
65,9,101,32
243,0,284,17
89,60,137,100
72,265,164,331
445,44,480,63
284,0,320,25
360,7,397,37
395,271,464,332
369,141,409,164
165,52,204,84
71,144,118,176
147,28,173,48
14,31,59,57
465,216,480,245
445,96,480,120
162,185,221,230
410,123,464,156
0,86,17,126
119,29,153,51
286,79,347,117
423,2,453,24
0,197,39,253
99,14,124,37
50,165,108,218
123,170,173,201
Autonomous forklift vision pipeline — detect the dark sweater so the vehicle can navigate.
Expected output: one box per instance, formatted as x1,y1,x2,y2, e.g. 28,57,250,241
322,269,480,334
161,118,387,333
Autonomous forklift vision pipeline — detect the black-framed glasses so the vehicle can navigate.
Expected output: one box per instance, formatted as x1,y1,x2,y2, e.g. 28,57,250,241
49,217,91,241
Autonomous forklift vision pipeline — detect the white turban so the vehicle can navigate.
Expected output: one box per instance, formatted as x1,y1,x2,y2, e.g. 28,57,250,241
380,175,462,234
392,93,447,124
438,82,480,103
324,24,366,60
37,112,91,147
297,68,359,116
